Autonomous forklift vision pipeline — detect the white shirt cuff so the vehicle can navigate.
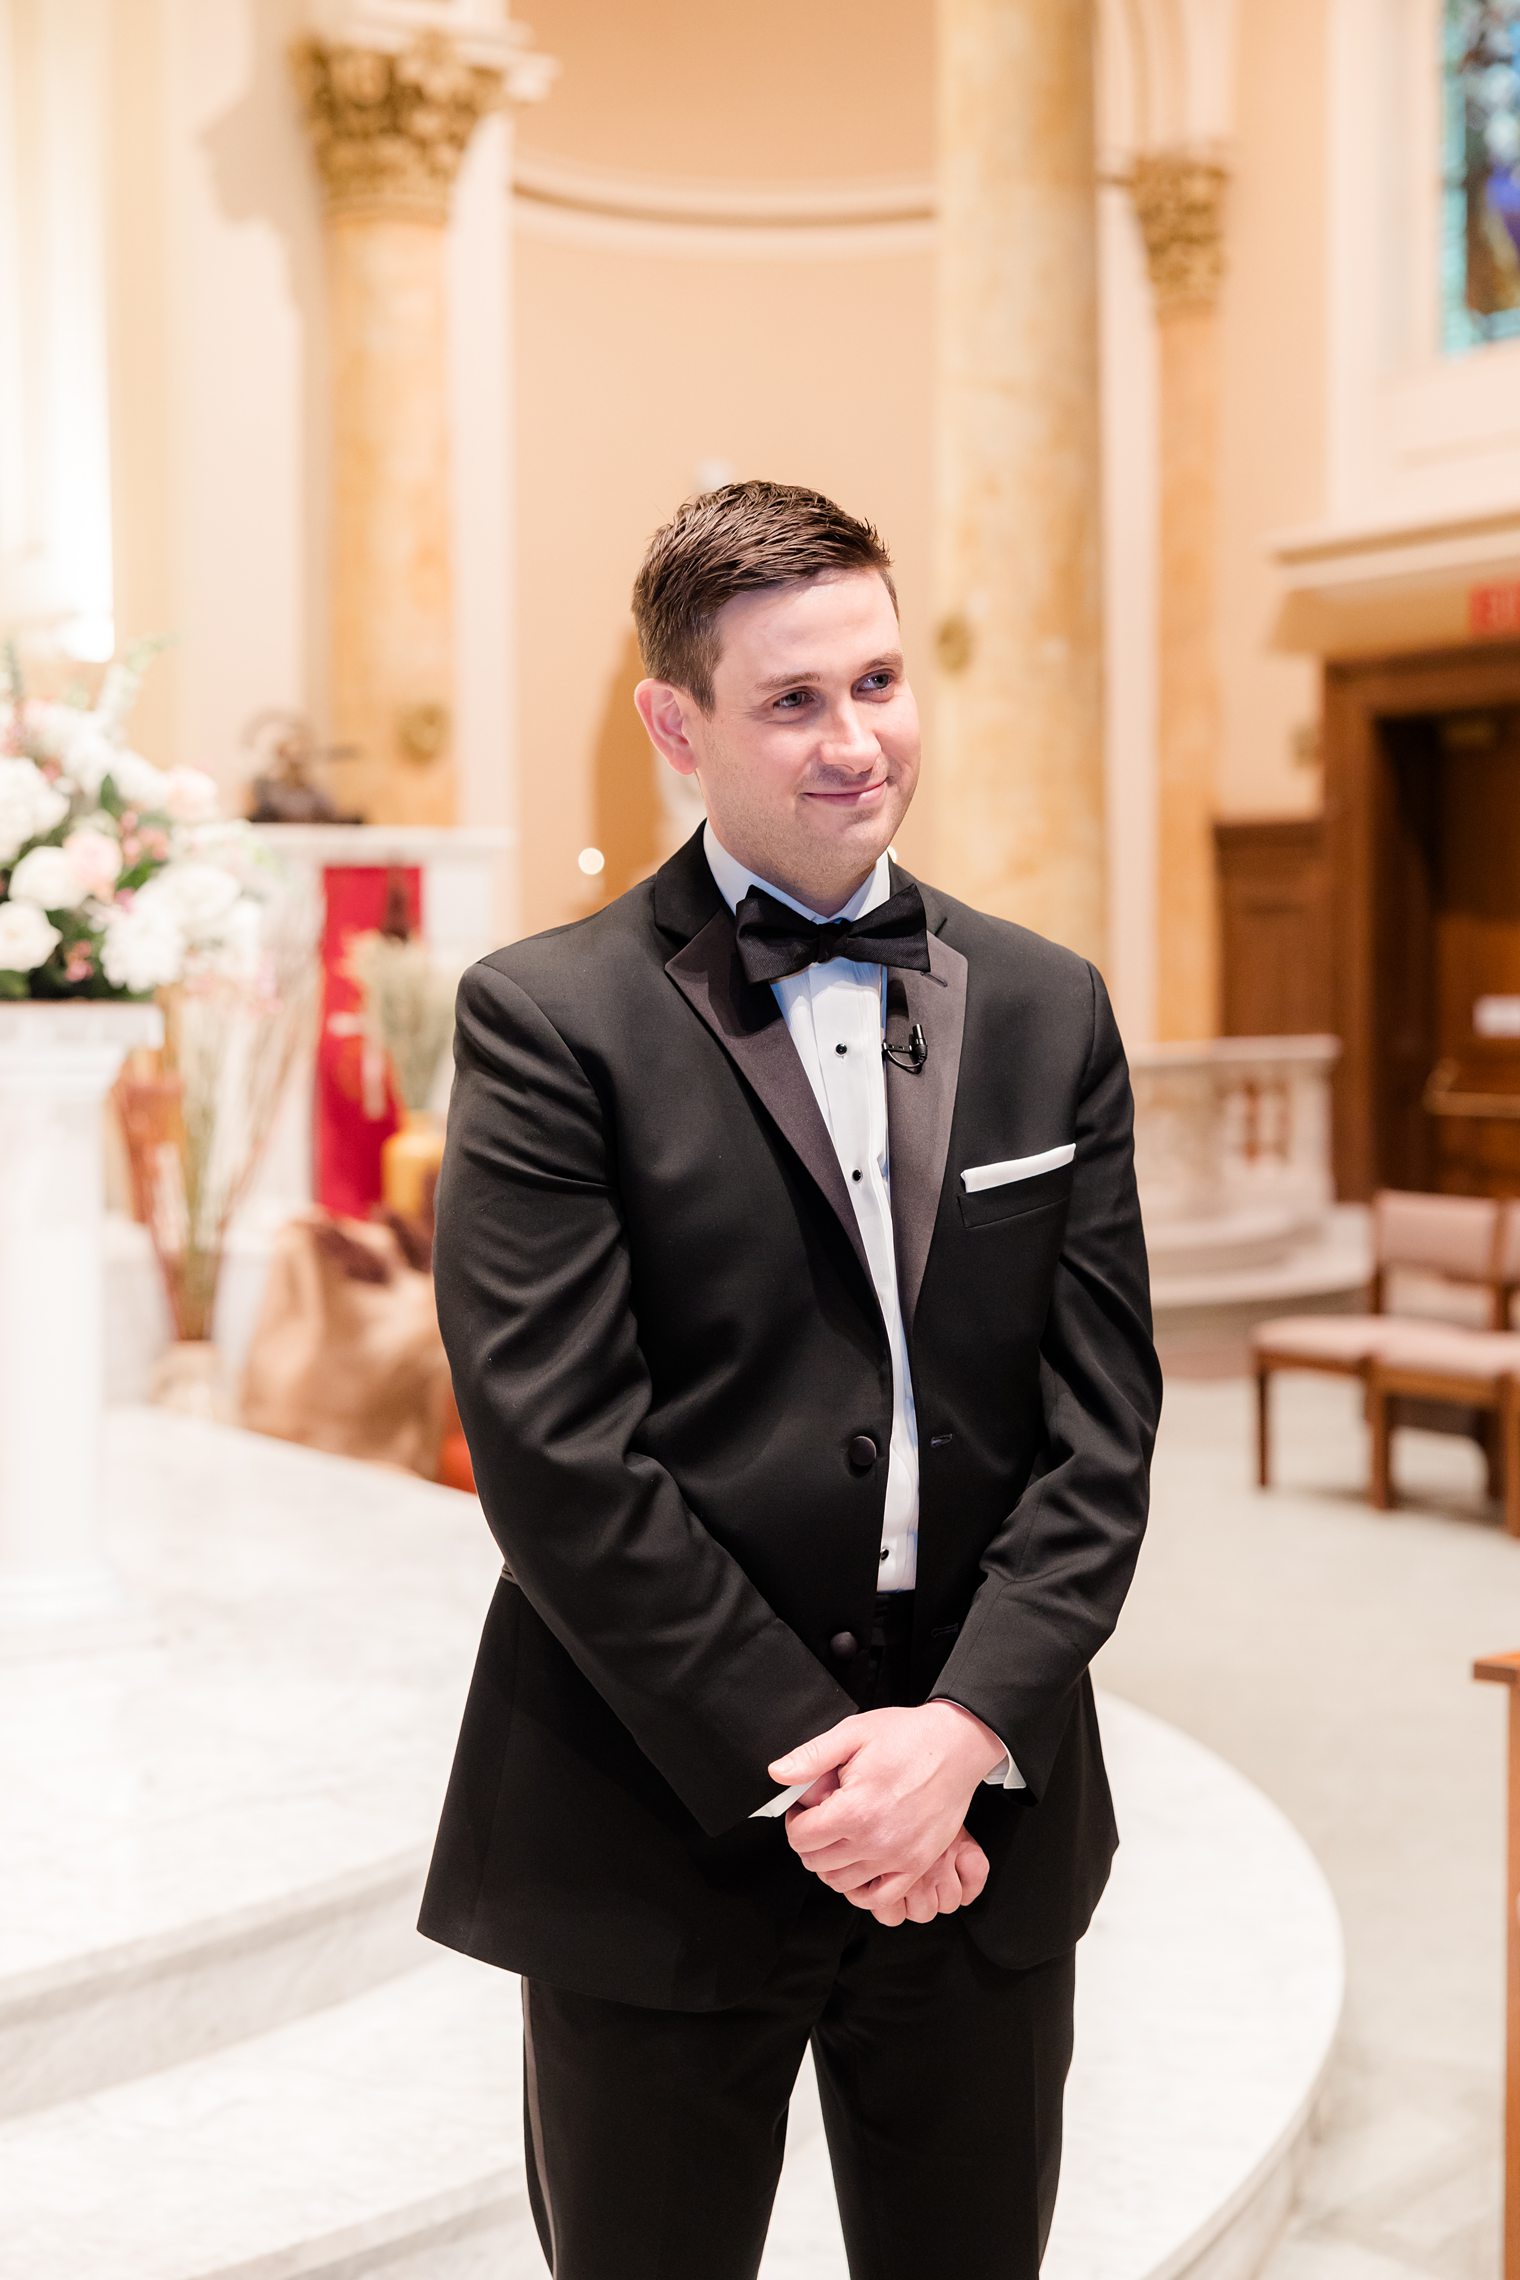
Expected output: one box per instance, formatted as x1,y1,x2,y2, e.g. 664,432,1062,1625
981,1747,1027,1791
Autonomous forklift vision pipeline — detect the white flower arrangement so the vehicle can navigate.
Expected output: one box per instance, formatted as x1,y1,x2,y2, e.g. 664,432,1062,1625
0,642,274,1000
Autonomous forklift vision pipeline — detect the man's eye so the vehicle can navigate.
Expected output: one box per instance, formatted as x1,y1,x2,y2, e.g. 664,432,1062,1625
774,689,811,710
859,673,893,693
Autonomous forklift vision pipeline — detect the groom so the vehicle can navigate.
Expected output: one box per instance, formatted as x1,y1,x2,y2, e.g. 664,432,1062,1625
420,480,1160,2279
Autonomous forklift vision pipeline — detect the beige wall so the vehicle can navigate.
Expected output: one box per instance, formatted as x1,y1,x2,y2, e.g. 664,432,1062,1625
514,0,934,184
1214,0,1328,820
511,227,934,934
511,0,936,937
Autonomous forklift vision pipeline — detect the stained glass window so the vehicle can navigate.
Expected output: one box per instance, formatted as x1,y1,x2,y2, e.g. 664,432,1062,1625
1443,1,1520,352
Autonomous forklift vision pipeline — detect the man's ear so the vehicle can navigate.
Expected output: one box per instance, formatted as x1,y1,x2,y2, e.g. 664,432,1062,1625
634,678,701,777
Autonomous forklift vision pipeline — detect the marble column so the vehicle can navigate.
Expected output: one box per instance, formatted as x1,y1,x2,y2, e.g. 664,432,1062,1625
292,33,503,828
1131,152,1229,1042
933,0,1106,964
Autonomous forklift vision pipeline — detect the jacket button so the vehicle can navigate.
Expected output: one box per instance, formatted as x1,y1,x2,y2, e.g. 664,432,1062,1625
848,1434,878,1472
829,1630,859,1661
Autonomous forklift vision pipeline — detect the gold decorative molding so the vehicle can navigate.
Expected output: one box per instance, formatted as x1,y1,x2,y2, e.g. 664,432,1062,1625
291,32,503,223
1129,152,1228,315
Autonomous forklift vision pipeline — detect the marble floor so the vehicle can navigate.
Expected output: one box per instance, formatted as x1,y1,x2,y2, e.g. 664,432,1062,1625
1097,1369,1515,2280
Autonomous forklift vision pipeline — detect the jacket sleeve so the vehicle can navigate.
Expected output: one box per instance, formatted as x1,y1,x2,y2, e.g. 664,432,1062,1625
432,957,860,1837
928,961,1162,1799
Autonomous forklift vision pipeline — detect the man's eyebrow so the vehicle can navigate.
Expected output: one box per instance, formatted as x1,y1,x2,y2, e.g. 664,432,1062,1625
751,652,904,696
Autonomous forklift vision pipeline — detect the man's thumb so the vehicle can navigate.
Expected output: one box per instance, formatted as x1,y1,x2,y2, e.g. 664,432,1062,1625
768,1722,856,1784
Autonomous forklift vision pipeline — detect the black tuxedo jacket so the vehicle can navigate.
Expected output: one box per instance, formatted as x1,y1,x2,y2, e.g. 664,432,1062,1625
418,828,1161,2009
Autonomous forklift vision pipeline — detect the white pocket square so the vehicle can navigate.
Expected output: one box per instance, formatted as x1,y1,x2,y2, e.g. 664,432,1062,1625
961,1143,1075,1194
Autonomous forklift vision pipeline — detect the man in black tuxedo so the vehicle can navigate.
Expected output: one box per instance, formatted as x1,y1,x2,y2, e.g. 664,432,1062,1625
420,481,1161,2279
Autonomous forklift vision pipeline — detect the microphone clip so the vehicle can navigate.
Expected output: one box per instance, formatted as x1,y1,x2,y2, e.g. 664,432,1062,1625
882,1022,928,1075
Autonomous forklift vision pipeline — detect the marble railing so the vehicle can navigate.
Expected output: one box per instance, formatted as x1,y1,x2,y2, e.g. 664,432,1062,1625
1131,1035,1341,1280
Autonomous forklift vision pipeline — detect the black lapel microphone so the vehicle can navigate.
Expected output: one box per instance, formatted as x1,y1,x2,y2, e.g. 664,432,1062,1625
883,1024,928,1074
882,976,928,1073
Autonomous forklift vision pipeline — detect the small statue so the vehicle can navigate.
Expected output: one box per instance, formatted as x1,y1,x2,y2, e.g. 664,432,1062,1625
243,709,364,824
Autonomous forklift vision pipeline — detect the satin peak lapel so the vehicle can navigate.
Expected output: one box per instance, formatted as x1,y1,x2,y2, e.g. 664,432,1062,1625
885,931,967,1331
665,910,874,1293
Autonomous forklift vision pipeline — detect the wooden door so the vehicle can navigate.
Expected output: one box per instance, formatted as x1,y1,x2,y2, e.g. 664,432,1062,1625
1323,642,1520,1199
1430,710,1520,1194
1215,819,1333,1037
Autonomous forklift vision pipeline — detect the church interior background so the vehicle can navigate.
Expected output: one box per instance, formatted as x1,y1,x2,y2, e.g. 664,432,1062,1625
5,0,1520,2273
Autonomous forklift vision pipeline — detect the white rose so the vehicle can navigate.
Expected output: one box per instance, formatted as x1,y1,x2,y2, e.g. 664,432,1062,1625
0,900,62,973
0,757,70,865
22,700,90,763
160,767,220,823
8,843,91,911
60,826,121,898
100,902,186,993
103,748,170,812
173,816,269,890
134,860,242,944
58,727,122,801
192,894,263,981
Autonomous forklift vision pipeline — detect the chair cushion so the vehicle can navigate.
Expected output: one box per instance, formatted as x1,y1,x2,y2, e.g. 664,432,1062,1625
1252,1315,1405,1365
1372,1325,1520,1383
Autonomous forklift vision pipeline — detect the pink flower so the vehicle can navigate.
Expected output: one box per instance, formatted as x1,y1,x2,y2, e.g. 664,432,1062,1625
61,826,121,898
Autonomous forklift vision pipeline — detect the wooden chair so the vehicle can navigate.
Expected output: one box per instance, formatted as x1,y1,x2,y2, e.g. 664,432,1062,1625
1367,1328,1520,1536
1253,1190,1511,1490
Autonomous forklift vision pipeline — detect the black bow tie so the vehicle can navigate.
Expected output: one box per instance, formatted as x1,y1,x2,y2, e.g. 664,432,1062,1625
732,880,931,986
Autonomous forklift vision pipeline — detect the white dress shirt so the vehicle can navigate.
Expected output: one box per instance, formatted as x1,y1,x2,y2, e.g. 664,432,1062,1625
699,826,1024,1814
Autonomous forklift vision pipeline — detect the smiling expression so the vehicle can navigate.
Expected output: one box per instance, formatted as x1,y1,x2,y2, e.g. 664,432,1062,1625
635,568,921,917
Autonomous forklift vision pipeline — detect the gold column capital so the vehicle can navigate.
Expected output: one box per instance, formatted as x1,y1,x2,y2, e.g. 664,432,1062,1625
1129,151,1229,315
291,32,503,223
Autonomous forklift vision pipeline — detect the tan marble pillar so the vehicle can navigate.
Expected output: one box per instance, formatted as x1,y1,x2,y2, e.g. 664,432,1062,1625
933,0,1106,964
293,35,502,826
1131,153,1229,1041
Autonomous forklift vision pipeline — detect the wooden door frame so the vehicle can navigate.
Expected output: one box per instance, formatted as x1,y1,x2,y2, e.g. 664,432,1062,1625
1326,640,1520,1197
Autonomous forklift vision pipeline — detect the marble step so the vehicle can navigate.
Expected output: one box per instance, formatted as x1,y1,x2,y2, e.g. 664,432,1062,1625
0,1952,531,2280
0,1416,1343,2280
1,1702,1343,2280
0,1849,425,2122
1,1407,500,2117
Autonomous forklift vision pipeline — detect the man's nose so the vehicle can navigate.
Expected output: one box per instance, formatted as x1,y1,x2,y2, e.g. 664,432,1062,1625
816,709,881,772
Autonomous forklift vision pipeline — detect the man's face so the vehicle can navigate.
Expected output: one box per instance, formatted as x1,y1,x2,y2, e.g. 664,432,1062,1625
639,569,921,913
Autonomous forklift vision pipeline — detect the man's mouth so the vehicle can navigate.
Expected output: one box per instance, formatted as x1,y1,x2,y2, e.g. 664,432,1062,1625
805,780,887,807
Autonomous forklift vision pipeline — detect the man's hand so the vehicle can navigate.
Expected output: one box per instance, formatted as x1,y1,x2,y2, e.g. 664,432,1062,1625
768,1701,1005,1909
855,1825,990,1926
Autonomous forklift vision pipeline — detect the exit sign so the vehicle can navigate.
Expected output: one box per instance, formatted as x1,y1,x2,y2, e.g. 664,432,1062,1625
1469,578,1520,636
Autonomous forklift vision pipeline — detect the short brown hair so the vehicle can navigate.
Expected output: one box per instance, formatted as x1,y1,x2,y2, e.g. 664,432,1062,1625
631,479,896,711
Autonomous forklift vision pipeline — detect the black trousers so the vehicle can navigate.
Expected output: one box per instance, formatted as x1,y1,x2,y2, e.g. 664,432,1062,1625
520,1597,1078,2280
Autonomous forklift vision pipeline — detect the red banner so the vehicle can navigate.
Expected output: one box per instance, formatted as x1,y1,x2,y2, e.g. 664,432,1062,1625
1469,578,1520,638
314,865,423,1216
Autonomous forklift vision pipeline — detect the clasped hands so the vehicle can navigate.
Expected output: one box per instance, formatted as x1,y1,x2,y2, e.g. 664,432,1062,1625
766,1702,1002,1928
